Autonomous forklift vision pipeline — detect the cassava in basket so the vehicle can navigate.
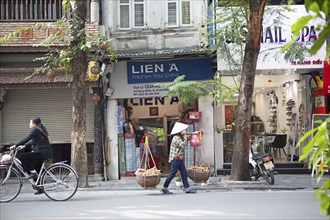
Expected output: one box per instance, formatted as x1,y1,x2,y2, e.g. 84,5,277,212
136,174,161,188
188,170,210,183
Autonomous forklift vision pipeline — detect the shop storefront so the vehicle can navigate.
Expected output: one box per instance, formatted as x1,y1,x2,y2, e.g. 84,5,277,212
105,55,216,179
214,5,327,171
0,87,96,173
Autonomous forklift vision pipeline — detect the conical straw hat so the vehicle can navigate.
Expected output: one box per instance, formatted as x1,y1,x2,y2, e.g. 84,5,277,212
171,122,188,134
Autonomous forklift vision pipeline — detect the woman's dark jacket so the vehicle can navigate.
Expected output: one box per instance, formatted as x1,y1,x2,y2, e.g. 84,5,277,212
16,128,53,160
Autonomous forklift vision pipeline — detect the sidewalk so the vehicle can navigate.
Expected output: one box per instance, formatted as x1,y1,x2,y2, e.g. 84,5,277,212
83,174,328,192
17,174,327,195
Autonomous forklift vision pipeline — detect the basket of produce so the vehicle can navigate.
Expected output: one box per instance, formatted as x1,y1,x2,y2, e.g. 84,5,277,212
0,154,12,165
188,165,210,183
135,167,161,188
135,135,161,188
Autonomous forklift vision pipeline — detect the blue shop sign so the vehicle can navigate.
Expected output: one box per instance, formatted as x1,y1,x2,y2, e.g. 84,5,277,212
127,57,214,84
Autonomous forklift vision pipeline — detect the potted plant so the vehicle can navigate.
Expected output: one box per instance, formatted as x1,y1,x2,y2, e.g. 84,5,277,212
46,68,56,79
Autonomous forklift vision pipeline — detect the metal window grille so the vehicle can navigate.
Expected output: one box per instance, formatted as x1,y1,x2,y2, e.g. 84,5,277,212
0,0,63,21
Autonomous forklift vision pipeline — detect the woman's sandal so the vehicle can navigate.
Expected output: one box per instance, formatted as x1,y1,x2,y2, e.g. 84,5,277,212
161,188,173,194
185,189,196,193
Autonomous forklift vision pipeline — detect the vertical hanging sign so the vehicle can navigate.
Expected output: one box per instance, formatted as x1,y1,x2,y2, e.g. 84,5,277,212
324,60,330,95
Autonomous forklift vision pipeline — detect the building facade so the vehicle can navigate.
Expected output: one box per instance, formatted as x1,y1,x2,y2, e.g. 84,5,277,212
0,0,101,175
100,0,216,179
212,3,328,171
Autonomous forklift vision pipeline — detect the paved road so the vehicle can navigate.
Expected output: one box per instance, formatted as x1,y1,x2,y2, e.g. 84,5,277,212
0,189,327,220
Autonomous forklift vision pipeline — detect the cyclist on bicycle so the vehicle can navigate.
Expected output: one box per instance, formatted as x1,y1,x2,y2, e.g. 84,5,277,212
10,116,53,182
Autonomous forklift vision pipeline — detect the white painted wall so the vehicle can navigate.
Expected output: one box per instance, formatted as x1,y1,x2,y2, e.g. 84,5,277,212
106,99,120,180
90,0,99,23
101,0,209,50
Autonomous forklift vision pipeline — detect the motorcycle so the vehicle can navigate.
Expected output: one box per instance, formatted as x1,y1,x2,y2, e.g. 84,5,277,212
249,149,276,185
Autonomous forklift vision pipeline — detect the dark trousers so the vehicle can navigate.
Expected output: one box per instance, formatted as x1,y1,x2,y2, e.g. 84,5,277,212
163,159,190,189
19,152,43,173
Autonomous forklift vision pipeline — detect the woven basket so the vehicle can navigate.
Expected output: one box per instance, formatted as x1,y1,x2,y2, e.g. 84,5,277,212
136,174,161,188
188,170,210,183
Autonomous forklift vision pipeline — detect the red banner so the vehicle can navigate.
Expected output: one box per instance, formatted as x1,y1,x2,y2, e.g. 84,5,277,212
324,60,330,95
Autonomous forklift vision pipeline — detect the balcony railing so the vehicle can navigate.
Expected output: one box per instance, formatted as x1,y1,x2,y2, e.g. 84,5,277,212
0,0,63,21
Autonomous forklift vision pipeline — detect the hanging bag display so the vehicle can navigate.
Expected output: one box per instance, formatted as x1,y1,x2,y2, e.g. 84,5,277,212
187,131,210,183
190,131,202,147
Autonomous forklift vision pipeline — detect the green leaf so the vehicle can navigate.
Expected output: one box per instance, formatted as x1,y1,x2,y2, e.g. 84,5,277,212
306,1,320,14
291,16,314,35
296,128,316,147
309,25,330,55
156,75,212,105
320,0,329,14
314,179,330,215
280,38,295,54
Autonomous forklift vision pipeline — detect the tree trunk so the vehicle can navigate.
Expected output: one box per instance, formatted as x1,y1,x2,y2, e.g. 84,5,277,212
230,0,266,181
70,0,89,188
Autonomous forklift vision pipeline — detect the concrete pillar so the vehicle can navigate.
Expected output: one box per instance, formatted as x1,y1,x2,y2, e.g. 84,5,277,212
90,0,100,23
106,99,119,180
199,96,215,172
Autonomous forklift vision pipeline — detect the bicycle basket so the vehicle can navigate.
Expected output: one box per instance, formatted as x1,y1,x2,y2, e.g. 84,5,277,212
0,154,12,165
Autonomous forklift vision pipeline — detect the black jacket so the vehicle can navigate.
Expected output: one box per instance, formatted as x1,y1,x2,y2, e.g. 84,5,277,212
16,128,53,160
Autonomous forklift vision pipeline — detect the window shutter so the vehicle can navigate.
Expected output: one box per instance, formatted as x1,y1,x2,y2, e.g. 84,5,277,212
134,3,144,27
120,5,130,28
181,1,190,25
168,2,177,26
120,0,130,28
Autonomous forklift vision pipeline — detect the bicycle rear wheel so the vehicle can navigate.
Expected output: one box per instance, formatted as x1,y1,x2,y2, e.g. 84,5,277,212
41,163,78,201
0,166,22,202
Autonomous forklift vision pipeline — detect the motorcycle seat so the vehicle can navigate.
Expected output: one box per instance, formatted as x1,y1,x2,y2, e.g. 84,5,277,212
252,152,270,160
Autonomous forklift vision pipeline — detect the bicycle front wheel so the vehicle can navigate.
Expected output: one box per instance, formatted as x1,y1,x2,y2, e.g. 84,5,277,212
0,166,22,203
42,163,78,201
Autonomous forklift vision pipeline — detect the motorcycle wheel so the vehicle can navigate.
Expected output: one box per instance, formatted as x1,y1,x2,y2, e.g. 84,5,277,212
263,169,275,185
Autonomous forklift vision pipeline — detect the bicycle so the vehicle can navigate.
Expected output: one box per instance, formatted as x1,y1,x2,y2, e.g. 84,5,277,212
0,147,79,202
